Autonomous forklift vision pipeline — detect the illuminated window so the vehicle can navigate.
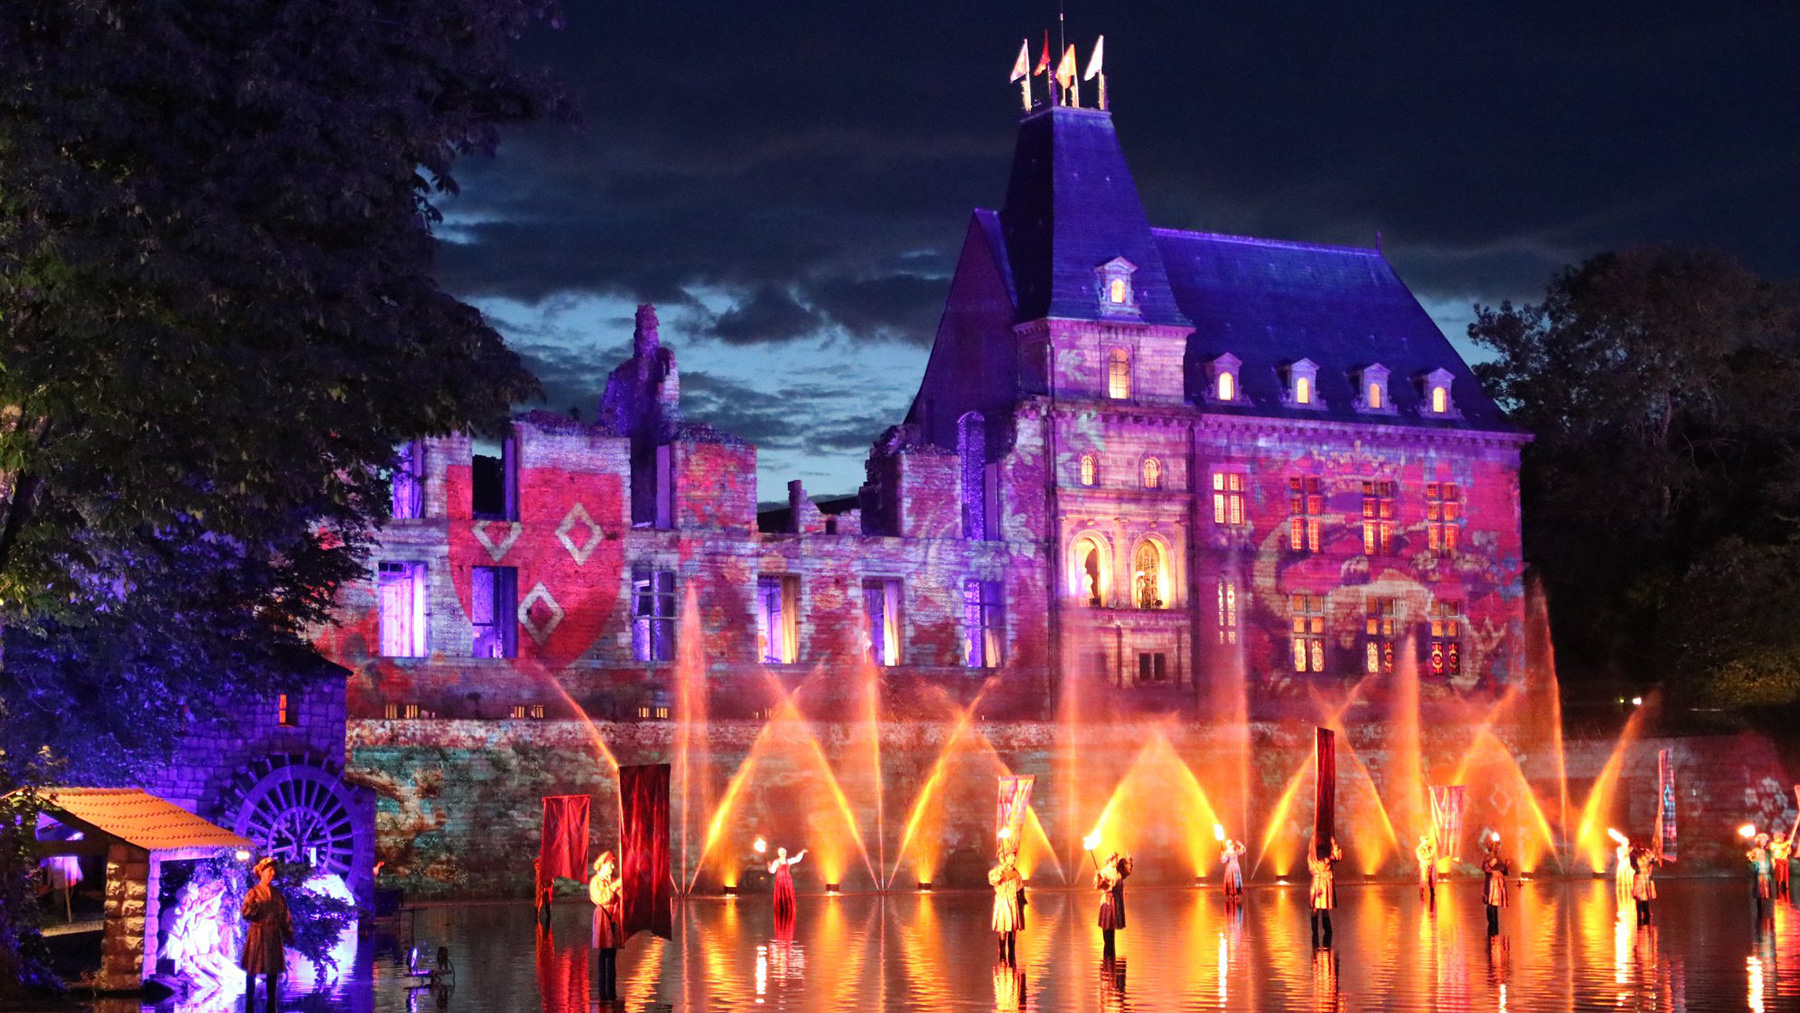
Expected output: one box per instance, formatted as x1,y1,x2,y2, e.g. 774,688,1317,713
1096,257,1139,315
384,702,421,720
1108,349,1131,399
1079,453,1098,487
1132,541,1167,609
1216,578,1239,645
635,705,671,721
1070,534,1110,607
631,567,676,662
1141,456,1162,490
277,693,297,727
1422,368,1456,416
1218,371,1235,401
757,575,800,664
1432,386,1447,413
1357,364,1391,413
962,579,1004,668
863,578,903,665
1426,482,1462,552
1286,358,1319,408
1109,278,1127,304
1369,382,1383,409
1291,593,1326,674
1364,597,1397,675
377,561,428,658
509,704,547,720
1288,476,1322,552
470,565,517,658
1211,471,1246,526
1209,354,1242,404
392,440,425,519
1297,377,1311,404
1361,480,1395,555
1429,600,1463,678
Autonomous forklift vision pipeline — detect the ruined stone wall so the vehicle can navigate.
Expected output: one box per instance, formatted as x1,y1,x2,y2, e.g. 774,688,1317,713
349,717,1791,899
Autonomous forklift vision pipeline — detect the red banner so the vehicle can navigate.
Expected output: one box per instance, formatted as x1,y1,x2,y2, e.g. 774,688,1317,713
1315,728,1336,859
538,795,591,890
1430,785,1466,860
619,763,673,940
996,775,1034,847
1655,749,1677,861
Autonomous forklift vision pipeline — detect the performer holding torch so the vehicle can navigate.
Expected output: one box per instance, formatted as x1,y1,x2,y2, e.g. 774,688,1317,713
1770,824,1793,899
988,831,1024,964
589,850,624,1002
1608,830,1633,910
1086,829,1131,958
1629,844,1661,928
1480,833,1510,936
1217,825,1246,904
768,845,807,927
1415,834,1438,903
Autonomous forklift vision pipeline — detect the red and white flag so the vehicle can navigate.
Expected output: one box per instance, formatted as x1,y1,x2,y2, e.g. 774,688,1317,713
1055,45,1078,88
1009,39,1030,83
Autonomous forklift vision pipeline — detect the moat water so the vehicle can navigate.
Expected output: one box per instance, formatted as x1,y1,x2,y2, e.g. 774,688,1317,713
102,878,1800,1012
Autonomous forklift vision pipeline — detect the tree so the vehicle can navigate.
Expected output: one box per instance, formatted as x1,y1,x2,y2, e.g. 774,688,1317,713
1470,246,1800,705
0,1,564,988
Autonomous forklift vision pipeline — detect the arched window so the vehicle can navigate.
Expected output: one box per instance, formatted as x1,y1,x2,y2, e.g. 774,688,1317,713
1079,454,1097,487
1142,457,1162,490
1068,534,1111,607
1132,541,1168,609
1108,349,1131,399
1108,277,1127,304
1431,385,1448,414
1368,381,1383,409
1296,376,1311,405
1217,371,1235,402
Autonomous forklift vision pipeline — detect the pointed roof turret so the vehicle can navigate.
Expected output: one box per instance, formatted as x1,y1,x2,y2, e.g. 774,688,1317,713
996,106,1189,328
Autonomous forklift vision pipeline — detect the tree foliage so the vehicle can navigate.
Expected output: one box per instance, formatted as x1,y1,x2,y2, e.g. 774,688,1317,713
1471,246,1800,706
0,0,565,782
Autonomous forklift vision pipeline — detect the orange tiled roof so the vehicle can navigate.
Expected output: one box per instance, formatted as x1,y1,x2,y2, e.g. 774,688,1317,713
36,787,251,852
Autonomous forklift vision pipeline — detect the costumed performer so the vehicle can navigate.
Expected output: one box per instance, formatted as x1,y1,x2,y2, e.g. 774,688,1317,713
988,847,1024,963
1415,834,1438,902
1749,834,1773,906
1307,836,1341,947
240,857,292,1013
589,851,624,1002
769,846,807,926
1771,829,1793,898
1220,839,1246,903
1480,835,1510,936
1614,836,1634,910
1629,845,1660,928
1096,852,1132,957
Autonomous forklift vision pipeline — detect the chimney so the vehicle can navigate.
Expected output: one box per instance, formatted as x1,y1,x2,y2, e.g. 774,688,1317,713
633,303,660,360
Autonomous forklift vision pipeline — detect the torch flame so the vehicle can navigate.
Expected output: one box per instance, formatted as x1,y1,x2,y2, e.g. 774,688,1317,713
997,826,1012,840
1213,823,1225,843
1739,824,1758,840
1606,828,1629,847
753,837,767,854
1083,829,1103,852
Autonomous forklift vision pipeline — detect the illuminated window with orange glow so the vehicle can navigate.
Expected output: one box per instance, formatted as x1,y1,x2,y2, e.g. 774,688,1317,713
1288,476,1322,552
1296,376,1312,404
1132,541,1166,609
1426,482,1462,552
1361,480,1395,555
1429,600,1462,678
1217,370,1235,401
1216,578,1239,644
277,693,296,727
1211,471,1245,526
1431,385,1448,414
1364,596,1397,675
1107,349,1131,399
1071,534,1109,607
1079,454,1097,487
1108,277,1128,304
1368,382,1384,409
1291,593,1326,673
1141,457,1162,489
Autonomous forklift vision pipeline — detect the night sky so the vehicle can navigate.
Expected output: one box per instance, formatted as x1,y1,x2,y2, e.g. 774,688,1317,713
435,3,1800,501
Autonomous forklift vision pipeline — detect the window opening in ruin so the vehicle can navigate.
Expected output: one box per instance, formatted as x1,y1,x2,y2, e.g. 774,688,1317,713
1141,457,1162,490
1291,593,1326,674
1429,600,1463,678
1137,652,1169,683
863,578,903,666
1108,349,1131,399
1212,471,1245,526
392,441,425,519
471,435,519,521
757,575,800,665
961,579,1004,669
1426,482,1462,552
1361,480,1395,555
632,568,676,662
471,565,518,658
1288,477,1322,552
1364,596,1397,675
1133,541,1166,609
1217,578,1239,645
1080,454,1097,487
958,413,989,540
377,561,428,658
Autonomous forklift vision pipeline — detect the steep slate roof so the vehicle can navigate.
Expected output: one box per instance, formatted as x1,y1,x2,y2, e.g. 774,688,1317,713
997,107,1189,328
1156,230,1513,431
976,105,1512,433
32,787,252,853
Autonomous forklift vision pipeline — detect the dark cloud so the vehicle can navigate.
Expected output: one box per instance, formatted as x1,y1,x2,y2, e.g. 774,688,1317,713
804,273,948,346
708,285,823,344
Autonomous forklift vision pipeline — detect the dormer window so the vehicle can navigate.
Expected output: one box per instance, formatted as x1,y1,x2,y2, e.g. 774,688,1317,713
1207,353,1243,405
1355,364,1393,414
1095,257,1140,317
1284,359,1321,409
1107,348,1131,399
1421,368,1458,418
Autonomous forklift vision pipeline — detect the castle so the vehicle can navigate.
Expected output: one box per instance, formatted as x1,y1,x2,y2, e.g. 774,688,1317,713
311,105,1527,727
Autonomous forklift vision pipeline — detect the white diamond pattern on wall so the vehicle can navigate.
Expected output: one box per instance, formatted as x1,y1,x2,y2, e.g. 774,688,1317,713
555,502,603,565
472,520,522,561
517,581,564,645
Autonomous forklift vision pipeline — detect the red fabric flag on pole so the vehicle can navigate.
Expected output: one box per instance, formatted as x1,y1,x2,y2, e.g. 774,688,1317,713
996,775,1034,846
1655,749,1677,861
1034,32,1050,75
1315,728,1336,859
619,764,673,940
538,795,591,891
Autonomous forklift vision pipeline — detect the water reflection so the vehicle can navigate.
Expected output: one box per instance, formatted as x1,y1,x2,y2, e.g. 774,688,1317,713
112,880,1800,1012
